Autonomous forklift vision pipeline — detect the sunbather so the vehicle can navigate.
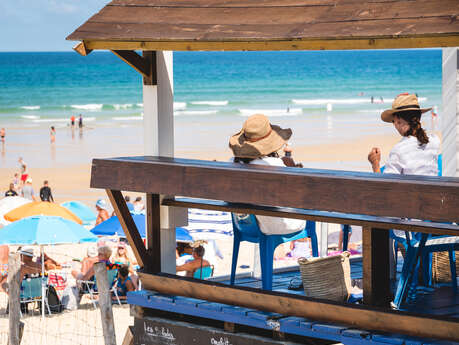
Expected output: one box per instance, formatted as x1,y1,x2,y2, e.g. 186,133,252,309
71,246,99,280
0,245,9,293
229,113,306,235
176,245,210,277
113,265,135,301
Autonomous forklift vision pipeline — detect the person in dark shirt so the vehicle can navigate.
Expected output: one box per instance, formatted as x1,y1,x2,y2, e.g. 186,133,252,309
5,183,17,197
39,180,54,202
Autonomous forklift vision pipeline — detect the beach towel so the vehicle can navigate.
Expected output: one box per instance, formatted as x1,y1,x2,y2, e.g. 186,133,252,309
184,209,233,239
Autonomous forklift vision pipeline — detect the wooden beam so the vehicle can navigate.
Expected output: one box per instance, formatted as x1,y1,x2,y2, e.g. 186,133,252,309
362,227,391,307
81,35,459,51
91,157,459,223
146,193,161,273
106,189,150,269
111,50,151,78
94,262,117,345
163,197,459,236
142,51,157,85
73,42,93,56
137,272,459,341
8,253,22,345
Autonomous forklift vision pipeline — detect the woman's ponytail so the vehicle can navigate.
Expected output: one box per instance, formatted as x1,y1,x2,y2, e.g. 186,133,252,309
398,110,429,146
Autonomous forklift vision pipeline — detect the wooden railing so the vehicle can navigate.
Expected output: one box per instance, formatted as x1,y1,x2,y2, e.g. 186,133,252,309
91,156,459,341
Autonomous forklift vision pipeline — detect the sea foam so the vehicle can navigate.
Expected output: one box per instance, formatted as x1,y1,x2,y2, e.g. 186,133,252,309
238,108,302,117
191,101,228,106
21,106,40,110
112,116,143,121
21,115,40,120
113,104,134,110
174,110,218,116
70,104,103,111
174,102,187,110
292,97,427,105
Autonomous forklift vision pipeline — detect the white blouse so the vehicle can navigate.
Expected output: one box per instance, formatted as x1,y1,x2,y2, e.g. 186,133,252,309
384,135,440,176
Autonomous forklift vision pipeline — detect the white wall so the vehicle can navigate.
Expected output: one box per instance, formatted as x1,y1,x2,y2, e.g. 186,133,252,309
441,48,459,177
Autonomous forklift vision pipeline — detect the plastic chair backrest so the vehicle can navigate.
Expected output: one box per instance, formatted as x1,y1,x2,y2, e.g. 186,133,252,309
20,277,43,299
106,269,118,286
193,265,213,279
231,213,261,241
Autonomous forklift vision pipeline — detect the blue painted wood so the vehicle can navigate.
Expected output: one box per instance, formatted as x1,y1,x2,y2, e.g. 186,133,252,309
371,333,406,344
312,323,346,334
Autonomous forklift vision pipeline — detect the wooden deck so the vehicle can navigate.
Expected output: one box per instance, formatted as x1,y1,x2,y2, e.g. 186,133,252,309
129,258,458,344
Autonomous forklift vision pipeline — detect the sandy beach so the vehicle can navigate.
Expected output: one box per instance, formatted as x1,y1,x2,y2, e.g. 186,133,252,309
0,117,401,345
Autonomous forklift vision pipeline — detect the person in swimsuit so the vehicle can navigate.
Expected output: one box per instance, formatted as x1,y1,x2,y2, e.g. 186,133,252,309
95,199,110,225
0,128,5,143
78,114,83,129
18,157,28,185
113,265,135,301
0,245,9,293
176,245,210,277
70,115,75,128
50,126,56,143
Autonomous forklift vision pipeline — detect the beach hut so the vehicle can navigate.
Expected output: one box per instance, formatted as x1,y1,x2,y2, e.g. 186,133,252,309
67,1,459,343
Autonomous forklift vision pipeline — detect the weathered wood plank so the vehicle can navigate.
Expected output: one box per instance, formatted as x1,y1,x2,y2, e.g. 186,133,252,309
109,0,337,7
91,157,459,223
146,193,161,273
8,253,22,345
111,50,151,78
362,227,391,307
94,262,117,345
162,197,459,236
82,35,459,51
106,189,150,269
70,17,459,42
137,272,459,341
89,1,459,26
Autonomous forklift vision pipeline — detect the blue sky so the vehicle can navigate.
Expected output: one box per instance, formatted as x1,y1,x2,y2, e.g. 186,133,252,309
1,0,109,51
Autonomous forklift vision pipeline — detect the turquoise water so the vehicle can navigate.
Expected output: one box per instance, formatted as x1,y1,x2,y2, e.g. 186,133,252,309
0,50,442,125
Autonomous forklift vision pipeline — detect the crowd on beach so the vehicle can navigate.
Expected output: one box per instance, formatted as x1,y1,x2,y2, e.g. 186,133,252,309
0,92,442,314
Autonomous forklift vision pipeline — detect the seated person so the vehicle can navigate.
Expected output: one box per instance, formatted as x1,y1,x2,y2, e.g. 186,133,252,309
19,246,41,279
111,242,137,273
79,245,116,283
37,252,61,271
176,245,210,278
229,114,306,235
71,246,99,281
113,265,135,302
287,238,311,258
176,243,193,277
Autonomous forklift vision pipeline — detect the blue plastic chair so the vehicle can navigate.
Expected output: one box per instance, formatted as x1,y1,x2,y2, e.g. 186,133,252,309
193,265,214,279
230,214,318,290
20,276,50,315
392,231,459,308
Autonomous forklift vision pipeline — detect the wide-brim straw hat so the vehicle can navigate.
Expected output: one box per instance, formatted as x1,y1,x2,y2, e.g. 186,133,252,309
229,114,292,158
381,93,431,123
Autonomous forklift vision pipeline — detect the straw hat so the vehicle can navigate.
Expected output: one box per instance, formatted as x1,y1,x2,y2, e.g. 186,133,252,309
229,114,292,158
381,93,431,123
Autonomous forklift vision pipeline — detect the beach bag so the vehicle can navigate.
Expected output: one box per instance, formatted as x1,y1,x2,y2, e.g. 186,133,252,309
298,251,352,302
46,285,63,313
432,251,459,283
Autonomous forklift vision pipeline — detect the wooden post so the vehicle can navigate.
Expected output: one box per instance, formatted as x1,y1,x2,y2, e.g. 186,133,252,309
94,262,116,345
121,327,134,345
146,193,161,273
363,227,391,307
8,253,22,345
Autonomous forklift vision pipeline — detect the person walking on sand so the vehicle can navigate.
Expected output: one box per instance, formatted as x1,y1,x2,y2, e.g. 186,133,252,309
78,114,83,129
22,177,37,201
0,128,5,143
95,199,110,225
70,115,75,128
39,180,54,202
50,126,56,143
18,157,28,186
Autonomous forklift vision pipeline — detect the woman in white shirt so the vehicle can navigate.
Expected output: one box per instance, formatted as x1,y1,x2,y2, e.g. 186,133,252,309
228,113,305,235
368,93,439,175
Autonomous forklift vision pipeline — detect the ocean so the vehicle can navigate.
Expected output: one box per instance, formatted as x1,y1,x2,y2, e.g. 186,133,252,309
0,49,442,168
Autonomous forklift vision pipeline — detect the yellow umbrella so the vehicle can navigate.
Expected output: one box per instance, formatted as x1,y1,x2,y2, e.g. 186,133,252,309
4,201,83,225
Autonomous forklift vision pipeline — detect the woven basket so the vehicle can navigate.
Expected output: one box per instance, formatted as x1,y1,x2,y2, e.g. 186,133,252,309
432,251,459,283
298,252,352,302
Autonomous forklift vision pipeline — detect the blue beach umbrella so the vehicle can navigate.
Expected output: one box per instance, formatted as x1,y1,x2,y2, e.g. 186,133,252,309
61,201,97,225
0,215,97,245
91,213,193,242
91,213,146,238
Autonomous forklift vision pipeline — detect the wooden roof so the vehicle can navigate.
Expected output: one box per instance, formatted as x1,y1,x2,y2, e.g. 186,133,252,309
67,0,459,51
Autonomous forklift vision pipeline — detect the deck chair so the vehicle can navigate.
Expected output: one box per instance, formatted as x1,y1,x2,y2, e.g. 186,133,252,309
392,231,459,308
79,269,120,308
20,276,50,315
230,214,319,290
193,265,214,279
